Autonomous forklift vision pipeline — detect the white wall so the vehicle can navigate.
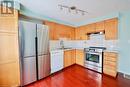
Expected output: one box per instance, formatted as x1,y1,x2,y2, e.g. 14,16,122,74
50,34,118,51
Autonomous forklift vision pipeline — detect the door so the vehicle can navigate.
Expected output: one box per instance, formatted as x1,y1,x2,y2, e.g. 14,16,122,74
19,21,37,86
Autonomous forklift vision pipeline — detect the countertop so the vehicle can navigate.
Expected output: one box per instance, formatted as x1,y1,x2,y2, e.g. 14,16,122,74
50,48,119,53
103,50,119,53
50,48,75,52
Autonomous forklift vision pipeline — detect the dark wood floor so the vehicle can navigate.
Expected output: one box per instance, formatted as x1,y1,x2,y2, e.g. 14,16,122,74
26,64,130,87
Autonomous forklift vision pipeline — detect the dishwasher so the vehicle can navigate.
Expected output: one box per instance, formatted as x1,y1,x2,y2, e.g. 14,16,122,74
50,50,64,73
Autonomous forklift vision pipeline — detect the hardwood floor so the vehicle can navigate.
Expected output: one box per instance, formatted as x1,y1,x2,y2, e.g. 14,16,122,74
26,64,130,87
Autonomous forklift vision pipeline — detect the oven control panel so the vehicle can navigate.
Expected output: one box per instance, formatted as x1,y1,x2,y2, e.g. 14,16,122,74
84,48,103,53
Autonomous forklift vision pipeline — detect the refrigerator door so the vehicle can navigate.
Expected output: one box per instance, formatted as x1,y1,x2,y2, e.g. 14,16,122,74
37,24,50,79
38,54,50,80
19,21,36,57
37,24,49,55
19,21,37,86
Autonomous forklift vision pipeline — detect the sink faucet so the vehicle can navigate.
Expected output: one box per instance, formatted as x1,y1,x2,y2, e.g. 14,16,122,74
60,40,64,49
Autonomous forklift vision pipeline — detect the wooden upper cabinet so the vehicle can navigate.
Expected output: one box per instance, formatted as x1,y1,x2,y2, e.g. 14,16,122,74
45,22,75,40
104,18,118,40
95,21,105,32
0,10,18,33
75,26,89,40
45,21,56,40
55,24,73,40
85,23,96,33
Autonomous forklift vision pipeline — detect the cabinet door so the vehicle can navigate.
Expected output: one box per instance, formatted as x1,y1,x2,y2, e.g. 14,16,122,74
71,50,76,64
0,62,20,87
105,18,118,40
75,28,81,40
75,26,88,40
85,23,96,33
54,24,74,40
103,52,118,77
75,50,84,66
64,50,72,67
0,33,19,64
95,21,105,32
45,21,55,40
69,27,75,40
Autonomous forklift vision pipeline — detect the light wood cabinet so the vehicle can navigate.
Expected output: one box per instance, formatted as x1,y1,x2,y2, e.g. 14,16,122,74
105,18,118,40
0,33,19,64
85,23,96,33
0,62,20,87
95,21,105,32
103,52,118,77
75,50,84,66
75,23,96,40
75,18,118,40
64,50,75,67
44,21,56,40
0,8,20,86
45,22,75,40
55,24,75,40
75,26,89,40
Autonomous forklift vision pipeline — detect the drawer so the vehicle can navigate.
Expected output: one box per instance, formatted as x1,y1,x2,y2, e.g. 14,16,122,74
104,52,118,57
103,68,117,77
104,56,117,62
103,65,117,70
104,60,117,67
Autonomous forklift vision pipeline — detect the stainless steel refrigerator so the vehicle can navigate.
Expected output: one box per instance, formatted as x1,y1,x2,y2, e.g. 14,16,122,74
19,21,50,86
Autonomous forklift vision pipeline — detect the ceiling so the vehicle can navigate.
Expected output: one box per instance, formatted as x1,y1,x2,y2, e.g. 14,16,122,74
20,0,130,26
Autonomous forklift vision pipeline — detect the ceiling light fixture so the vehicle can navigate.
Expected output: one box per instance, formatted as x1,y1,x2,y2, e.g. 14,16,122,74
58,4,88,16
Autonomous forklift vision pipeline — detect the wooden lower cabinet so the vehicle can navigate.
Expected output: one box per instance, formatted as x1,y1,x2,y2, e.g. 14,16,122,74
64,50,75,68
75,50,84,66
0,61,20,87
103,52,118,77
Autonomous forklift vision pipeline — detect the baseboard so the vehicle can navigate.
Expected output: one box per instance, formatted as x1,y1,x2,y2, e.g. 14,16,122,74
118,72,130,79
123,74,130,79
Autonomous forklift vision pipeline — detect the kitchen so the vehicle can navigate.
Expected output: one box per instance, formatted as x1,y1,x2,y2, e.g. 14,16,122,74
0,0,130,87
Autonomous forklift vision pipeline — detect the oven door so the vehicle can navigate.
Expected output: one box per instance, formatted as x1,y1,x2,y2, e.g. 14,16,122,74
85,52,102,67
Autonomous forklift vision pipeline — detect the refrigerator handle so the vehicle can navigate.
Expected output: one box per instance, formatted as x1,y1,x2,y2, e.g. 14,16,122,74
35,24,39,81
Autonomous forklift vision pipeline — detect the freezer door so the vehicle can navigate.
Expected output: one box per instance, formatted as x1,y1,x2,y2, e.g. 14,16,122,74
37,24,49,55
22,57,37,85
19,21,36,57
38,54,50,80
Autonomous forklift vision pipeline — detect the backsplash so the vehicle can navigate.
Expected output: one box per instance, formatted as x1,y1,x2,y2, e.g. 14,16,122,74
50,35,118,51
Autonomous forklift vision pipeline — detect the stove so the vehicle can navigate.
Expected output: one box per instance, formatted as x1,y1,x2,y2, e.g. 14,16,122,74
84,47,106,73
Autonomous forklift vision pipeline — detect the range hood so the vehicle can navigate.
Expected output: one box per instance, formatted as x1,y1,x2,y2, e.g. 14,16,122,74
87,31,105,36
